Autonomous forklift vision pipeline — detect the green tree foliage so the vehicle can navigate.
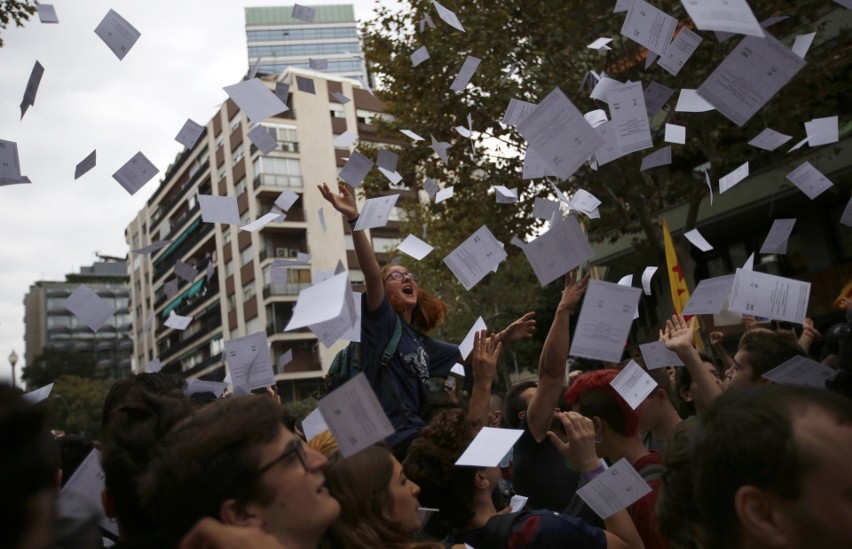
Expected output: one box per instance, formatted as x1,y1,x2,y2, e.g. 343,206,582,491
45,375,113,437
22,347,98,388
0,0,36,47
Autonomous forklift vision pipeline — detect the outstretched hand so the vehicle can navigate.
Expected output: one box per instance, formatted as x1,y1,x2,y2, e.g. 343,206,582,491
472,330,501,387
546,411,599,471
317,182,358,221
660,315,696,352
499,312,536,344
558,270,590,312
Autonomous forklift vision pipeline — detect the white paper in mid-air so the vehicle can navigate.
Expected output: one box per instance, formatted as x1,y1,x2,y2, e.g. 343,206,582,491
37,4,59,23
570,280,642,363
112,152,158,196
319,374,395,458
533,197,560,220
175,119,205,149
728,269,810,324
684,228,714,252
639,341,684,370
588,37,613,50
516,87,604,181
576,458,652,519
681,0,763,37
302,407,329,441
459,316,488,360
223,79,289,124
696,34,806,127
224,332,275,391
760,219,796,255
610,360,658,409
640,146,672,171
247,125,279,155
748,128,792,151
400,129,424,141
74,150,97,180
675,89,715,112
398,234,434,260
199,195,240,225
644,82,675,117
455,427,524,467
431,0,465,32
339,151,374,188
791,32,816,59
58,449,117,536
65,285,115,332
494,185,518,204
22,383,54,404
658,28,703,76
286,272,355,344
719,162,749,194
435,186,454,204
785,161,833,200
291,4,316,22
620,0,677,56
450,56,481,91
145,358,162,374
241,212,284,232
0,139,30,186
94,9,140,60
430,135,452,164
522,216,594,286
641,266,658,295
664,123,686,144
164,311,193,331
682,274,735,315
606,81,653,154
334,130,358,148
841,197,852,227
354,194,400,231
275,189,299,211
443,226,507,291
502,98,537,126
173,260,199,283
411,46,430,67
762,356,838,388
19,61,44,119
523,147,560,178
804,116,839,147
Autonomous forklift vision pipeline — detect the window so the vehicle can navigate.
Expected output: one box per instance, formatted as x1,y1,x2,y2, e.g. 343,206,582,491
242,282,255,300
232,143,245,163
246,317,261,334
343,234,355,251
229,112,241,132
235,177,247,196
246,26,358,42
372,237,400,253
216,133,225,150
240,245,254,266
349,269,365,284
264,124,299,147
210,337,224,356
223,228,231,244
247,41,359,58
253,157,303,188
225,260,235,277
330,104,346,119
218,163,226,182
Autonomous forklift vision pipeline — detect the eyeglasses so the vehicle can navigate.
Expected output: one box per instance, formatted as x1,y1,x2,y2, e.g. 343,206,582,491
384,271,417,283
255,438,310,475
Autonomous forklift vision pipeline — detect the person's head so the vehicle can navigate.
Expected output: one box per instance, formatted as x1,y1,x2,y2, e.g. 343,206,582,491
691,385,852,549
0,384,61,549
564,369,639,437
381,264,447,332
403,408,498,531
656,419,701,549
324,444,425,548
487,394,504,428
145,395,339,548
728,331,806,390
101,372,186,433
675,354,722,418
503,381,537,429
636,366,680,433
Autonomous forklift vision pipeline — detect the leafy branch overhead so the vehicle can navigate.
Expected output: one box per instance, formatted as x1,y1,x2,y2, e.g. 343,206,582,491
0,0,37,47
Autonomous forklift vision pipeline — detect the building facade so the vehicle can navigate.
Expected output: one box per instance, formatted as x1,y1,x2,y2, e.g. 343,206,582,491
23,257,133,380
245,4,368,83
126,69,408,402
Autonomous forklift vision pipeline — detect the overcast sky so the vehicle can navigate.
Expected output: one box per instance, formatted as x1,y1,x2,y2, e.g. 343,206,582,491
0,0,393,387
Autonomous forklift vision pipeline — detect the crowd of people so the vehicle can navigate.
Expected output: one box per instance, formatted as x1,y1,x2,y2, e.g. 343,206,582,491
3,182,851,549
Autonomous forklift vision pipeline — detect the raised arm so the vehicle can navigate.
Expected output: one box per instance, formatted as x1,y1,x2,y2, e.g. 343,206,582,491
709,331,734,370
662,315,723,410
318,182,384,312
528,271,589,442
468,330,501,428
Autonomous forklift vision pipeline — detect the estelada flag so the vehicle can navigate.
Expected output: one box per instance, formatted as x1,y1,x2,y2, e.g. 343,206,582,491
662,218,703,349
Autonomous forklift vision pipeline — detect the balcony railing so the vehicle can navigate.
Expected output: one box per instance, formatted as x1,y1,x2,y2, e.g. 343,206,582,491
253,173,303,190
262,281,312,298
159,319,223,363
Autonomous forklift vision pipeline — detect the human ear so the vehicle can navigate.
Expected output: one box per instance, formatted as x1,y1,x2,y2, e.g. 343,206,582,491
219,499,263,528
474,470,491,491
734,486,790,548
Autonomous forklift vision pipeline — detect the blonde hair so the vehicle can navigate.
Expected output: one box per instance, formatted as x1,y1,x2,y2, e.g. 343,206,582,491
306,430,339,457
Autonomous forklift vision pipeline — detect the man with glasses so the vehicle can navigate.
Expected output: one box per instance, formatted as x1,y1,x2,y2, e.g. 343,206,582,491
145,395,340,549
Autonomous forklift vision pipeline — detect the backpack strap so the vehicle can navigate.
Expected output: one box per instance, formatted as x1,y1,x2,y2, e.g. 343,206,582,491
480,511,523,548
380,314,403,367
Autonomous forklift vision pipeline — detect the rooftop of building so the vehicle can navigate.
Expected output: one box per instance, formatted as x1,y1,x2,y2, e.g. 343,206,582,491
245,4,356,26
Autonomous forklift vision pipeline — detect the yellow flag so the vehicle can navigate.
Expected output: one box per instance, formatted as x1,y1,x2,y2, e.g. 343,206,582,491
662,219,703,349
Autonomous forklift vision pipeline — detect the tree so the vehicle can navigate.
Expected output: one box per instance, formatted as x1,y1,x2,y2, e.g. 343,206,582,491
45,375,114,438
22,347,98,389
0,0,36,47
360,0,850,340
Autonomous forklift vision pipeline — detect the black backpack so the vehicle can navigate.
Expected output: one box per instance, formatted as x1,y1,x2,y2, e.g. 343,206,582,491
322,315,402,396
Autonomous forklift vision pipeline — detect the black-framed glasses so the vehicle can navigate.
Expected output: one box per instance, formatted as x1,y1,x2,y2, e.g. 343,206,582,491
255,438,309,475
384,271,417,283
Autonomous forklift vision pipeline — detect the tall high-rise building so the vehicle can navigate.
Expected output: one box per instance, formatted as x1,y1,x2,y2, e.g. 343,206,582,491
23,257,133,381
245,4,368,82
126,69,409,401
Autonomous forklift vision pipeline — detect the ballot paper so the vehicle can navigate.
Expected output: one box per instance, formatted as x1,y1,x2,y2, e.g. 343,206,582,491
247,125,278,155
658,28,703,76
787,136,809,153
516,88,604,181
614,0,632,12
113,152,158,195
443,226,507,291
762,356,838,388
411,46,430,67
510,495,529,512
533,197,561,220
571,189,602,216
450,363,466,377
379,167,403,185
432,0,465,32
400,129,424,141
760,219,796,254
186,380,228,396
590,76,623,102
675,89,715,112
455,427,524,467
620,0,677,56
286,271,355,343
302,407,329,441
430,135,452,164
459,317,487,360
719,162,749,194
377,149,399,172
164,311,193,331
94,9,140,60
681,0,763,37
704,170,714,206
684,228,714,252
22,383,54,404
37,4,59,23
522,216,594,286
804,116,839,147
450,56,481,91
577,458,652,519
275,189,299,211
610,360,658,409
224,332,275,391
639,341,684,370
292,4,316,22
319,374,395,458
58,449,117,536
65,285,115,332
277,349,294,373
74,150,97,180
570,280,642,363
339,151,373,188
330,91,349,104
748,128,792,151
175,119,204,149
164,279,179,300
494,186,518,204
664,124,686,144
785,162,833,200
206,260,215,280
354,194,400,231
435,186,454,204
318,207,327,234
588,37,613,50
641,266,658,296
696,35,806,127
334,130,358,148
644,82,675,117
241,212,284,232
682,275,735,315
398,234,434,260
19,61,44,119
606,82,653,154
173,260,199,283
223,79,289,124
640,146,672,171
791,32,816,59
273,83,290,104
729,269,810,324
199,195,240,224
0,139,30,186
295,75,315,94
523,147,559,178
145,358,161,374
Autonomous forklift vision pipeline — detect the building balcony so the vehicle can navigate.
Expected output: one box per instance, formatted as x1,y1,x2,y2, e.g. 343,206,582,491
253,173,303,191
181,352,224,378
262,281,311,299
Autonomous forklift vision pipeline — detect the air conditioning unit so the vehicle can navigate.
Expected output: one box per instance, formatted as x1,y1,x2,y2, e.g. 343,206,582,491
275,247,297,258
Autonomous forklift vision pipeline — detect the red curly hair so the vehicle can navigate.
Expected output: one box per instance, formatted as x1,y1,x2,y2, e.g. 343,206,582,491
564,369,640,436
381,265,448,333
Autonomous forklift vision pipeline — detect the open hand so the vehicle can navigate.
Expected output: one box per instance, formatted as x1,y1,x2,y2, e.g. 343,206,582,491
500,312,536,344
472,330,501,386
558,270,590,312
317,182,358,221
546,411,599,471
660,315,696,352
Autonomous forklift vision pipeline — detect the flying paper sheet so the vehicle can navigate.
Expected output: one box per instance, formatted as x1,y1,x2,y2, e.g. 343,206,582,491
435,186,454,204
275,189,299,211
620,0,677,56
804,116,839,147
354,194,400,231
606,81,653,154
675,89,714,113
502,98,537,126
641,266,658,295
680,0,764,37
334,130,358,148
748,128,792,151
19,61,44,119
640,146,672,171
339,151,374,188
791,32,816,59
173,260,199,283
398,234,434,260
0,140,30,186
302,407,329,441
224,332,275,392
658,28,703,76
223,79,289,124
175,119,205,149
65,284,115,332
455,427,524,467
684,228,714,252
664,124,686,144
759,219,796,255
318,374,395,458
459,317,487,360
291,4,316,22
186,380,227,396
785,162,833,200
644,82,675,117
432,0,465,32
400,129,424,141
113,152,158,196
309,58,328,70
450,56,481,92
639,341,684,370
247,125,278,155
719,162,749,194
58,449,117,536
570,280,642,363
94,9,141,60
22,383,54,404
199,195,240,224
74,150,97,180
728,269,810,324
411,46,430,67
164,311,193,331
522,216,594,286
37,4,59,23
330,91,350,104
443,226,507,291
610,360,658,409
240,212,284,232
682,274,735,315
145,358,162,374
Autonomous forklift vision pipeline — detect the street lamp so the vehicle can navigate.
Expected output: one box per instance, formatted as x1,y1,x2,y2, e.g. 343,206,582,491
8,350,18,388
